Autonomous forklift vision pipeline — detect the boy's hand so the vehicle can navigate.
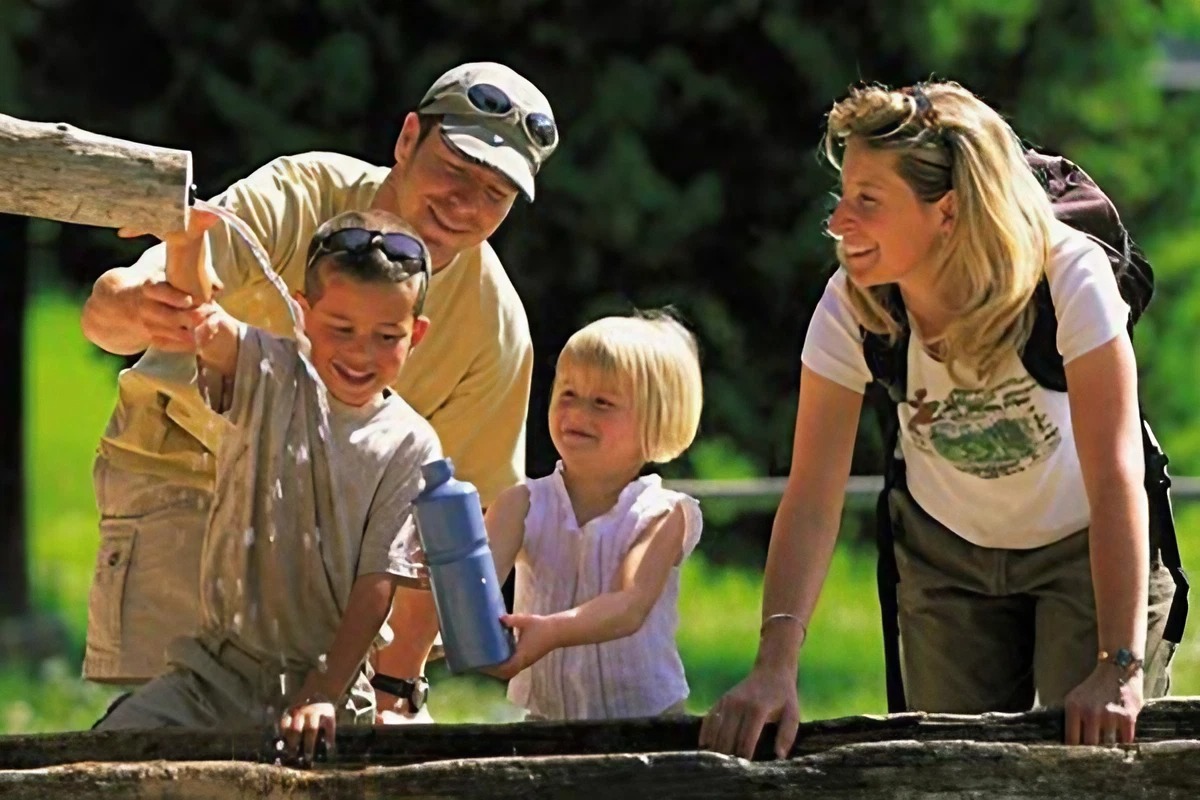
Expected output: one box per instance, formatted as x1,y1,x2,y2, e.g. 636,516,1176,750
193,301,238,348
483,613,558,681
117,207,221,247
279,695,337,767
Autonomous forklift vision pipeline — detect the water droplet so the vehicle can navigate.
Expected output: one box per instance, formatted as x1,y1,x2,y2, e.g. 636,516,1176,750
317,654,328,673
295,444,309,464
268,525,277,545
481,577,488,584
233,612,243,630
243,527,256,547
273,479,283,499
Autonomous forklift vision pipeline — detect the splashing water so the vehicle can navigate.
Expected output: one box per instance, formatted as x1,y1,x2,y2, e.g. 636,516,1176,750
194,199,332,440
194,200,303,335
194,199,337,698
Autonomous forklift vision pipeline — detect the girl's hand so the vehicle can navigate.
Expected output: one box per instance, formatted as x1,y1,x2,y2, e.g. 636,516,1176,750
484,613,560,680
699,662,801,760
1063,663,1144,745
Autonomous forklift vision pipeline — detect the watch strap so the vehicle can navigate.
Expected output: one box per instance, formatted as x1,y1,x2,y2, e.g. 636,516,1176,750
370,673,427,708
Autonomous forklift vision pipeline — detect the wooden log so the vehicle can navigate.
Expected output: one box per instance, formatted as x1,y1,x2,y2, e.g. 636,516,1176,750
2,697,1198,770
1,741,1199,800
0,113,191,234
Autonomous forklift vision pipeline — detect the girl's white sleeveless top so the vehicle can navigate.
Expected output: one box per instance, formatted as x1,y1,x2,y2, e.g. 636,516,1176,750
507,462,702,720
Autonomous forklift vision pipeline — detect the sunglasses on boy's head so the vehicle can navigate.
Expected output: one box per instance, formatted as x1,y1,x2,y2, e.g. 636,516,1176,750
308,228,431,308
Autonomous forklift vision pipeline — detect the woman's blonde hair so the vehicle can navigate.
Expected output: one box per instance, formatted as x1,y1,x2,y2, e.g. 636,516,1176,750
823,80,1054,382
554,310,703,464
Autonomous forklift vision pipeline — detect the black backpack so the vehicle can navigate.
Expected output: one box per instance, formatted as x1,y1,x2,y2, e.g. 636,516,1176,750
863,150,1189,712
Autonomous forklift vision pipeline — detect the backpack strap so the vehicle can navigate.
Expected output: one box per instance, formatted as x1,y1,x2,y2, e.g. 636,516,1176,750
1144,419,1189,643
861,284,911,712
1018,271,1187,646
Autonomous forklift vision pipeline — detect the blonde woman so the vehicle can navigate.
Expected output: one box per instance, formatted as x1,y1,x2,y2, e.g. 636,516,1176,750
700,81,1176,758
484,311,705,720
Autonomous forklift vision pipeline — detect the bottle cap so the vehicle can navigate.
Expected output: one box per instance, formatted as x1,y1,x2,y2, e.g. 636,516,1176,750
420,458,455,492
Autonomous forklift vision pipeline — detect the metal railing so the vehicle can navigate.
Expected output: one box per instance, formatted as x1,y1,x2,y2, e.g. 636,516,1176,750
664,475,1200,501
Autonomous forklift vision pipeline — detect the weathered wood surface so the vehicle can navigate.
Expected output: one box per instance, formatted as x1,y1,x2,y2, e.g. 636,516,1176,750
2,741,1199,799
0,113,191,234
2,697,1198,770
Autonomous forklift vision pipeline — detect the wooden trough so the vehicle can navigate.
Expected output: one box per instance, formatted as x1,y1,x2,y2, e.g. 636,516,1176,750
1,697,1198,798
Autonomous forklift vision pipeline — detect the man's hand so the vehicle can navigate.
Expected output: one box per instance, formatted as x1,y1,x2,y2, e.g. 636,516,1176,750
118,210,225,352
376,705,435,725
130,280,214,351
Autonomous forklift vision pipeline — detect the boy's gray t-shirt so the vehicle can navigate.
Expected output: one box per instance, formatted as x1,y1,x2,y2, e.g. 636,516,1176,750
198,325,441,672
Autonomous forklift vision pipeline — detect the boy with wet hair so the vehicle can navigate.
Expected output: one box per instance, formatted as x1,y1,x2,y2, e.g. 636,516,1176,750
96,208,440,763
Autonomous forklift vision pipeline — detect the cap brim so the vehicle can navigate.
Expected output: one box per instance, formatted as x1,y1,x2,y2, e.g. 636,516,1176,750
439,120,536,202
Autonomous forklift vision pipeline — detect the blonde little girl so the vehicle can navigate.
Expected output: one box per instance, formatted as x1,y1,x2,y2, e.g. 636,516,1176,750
484,310,704,720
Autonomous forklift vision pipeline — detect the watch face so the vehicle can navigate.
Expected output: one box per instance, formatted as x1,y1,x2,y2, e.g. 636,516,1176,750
410,680,429,710
1115,649,1135,669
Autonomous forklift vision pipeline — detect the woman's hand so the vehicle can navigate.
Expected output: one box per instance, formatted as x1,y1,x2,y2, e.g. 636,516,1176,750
1064,663,1143,745
699,662,801,760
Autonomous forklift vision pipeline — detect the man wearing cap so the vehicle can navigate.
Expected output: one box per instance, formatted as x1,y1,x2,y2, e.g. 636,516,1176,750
79,63,559,718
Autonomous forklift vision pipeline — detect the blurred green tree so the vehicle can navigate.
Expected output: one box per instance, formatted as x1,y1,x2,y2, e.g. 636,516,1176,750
6,0,1200,562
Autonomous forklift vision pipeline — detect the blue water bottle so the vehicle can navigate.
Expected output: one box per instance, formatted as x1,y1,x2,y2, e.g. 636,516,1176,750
412,458,514,673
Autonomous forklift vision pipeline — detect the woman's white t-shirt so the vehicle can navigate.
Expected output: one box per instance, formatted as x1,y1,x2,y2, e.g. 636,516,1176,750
801,221,1130,549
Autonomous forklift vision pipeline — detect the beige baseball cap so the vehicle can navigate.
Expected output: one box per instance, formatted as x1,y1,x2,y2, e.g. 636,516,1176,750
418,62,558,202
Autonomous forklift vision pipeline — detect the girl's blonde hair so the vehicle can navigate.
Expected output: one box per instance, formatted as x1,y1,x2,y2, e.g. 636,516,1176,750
554,310,703,464
823,81,1054,383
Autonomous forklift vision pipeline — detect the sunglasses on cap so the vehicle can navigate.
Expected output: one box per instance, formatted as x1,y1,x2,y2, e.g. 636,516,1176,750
455,83,558,150
308,228,431,304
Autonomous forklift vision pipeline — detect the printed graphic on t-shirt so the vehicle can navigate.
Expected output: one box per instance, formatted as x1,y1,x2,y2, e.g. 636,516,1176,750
903,376,1061,479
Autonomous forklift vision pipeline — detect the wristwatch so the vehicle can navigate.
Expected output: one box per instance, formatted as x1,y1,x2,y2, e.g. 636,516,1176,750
370,673,429,712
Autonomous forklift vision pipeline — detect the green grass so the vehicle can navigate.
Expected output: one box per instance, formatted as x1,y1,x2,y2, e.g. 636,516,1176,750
24,291,123,644
7,288,1199,733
